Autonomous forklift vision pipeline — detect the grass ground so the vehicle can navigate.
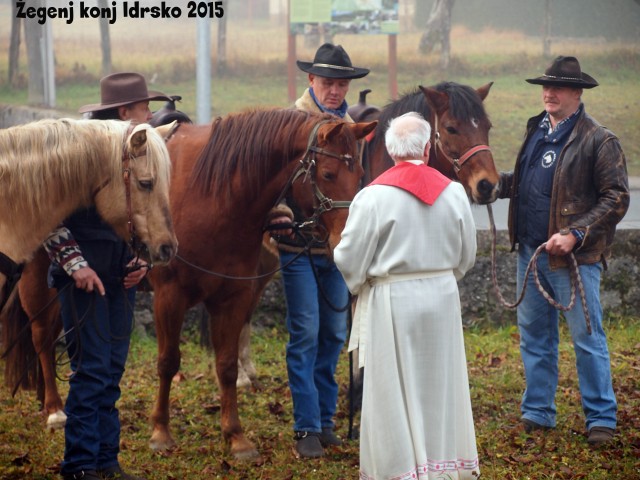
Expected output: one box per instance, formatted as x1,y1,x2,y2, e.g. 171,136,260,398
1,316,639,479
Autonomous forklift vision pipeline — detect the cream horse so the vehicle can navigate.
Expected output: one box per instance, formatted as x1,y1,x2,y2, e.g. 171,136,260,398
0,118,178,308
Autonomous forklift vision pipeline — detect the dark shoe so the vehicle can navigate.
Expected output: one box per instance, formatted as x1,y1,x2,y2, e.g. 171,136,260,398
97,465,146,480
62,471,101,480
294,431,324,458
319,427,342,447
522,418,552,433
588,426,615,446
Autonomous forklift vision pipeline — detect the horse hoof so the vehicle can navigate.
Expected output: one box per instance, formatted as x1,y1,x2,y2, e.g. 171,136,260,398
236,374,252,390
232,448,262,462
46,410,67,431
149,432,177,452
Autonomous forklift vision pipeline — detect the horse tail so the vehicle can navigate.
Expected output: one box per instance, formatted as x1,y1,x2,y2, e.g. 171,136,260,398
1,290,39,393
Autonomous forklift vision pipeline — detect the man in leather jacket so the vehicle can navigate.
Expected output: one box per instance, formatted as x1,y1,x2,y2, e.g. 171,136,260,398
498,56,629,447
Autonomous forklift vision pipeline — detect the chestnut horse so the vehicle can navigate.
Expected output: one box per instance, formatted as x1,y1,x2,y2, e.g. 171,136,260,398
0,119,178,309
354,81,499,204
2,108,376,461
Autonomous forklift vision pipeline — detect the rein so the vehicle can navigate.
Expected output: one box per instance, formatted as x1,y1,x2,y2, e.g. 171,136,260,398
487,204,592,335
432,113,491,174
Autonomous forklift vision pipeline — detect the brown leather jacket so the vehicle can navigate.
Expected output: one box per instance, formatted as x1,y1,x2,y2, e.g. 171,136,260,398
499,105,629,269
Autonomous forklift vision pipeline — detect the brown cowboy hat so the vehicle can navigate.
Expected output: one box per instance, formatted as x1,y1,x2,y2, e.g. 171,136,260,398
78,72,173,113
297,43,370,80
526,56,598,89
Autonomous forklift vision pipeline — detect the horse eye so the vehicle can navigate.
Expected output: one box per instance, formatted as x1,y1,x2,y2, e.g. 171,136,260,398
322,171,337,181
138,179,154,191
445,126,458,135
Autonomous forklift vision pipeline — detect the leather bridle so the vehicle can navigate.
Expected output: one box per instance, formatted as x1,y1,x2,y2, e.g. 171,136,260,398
432,113,491,174
273,119,357,226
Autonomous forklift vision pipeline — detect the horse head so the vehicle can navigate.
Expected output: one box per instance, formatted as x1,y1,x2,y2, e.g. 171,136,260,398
291,118,377,251
95,121,178,265
419,82,500,204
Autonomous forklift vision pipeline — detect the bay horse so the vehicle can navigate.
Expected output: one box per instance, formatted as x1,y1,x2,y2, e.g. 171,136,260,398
345,81,500,432
0,118,179,309
2,108,376,461
353,81,500,204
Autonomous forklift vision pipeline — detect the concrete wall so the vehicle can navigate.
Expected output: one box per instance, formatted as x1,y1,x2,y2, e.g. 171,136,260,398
459,230,640,326
0,104,71,128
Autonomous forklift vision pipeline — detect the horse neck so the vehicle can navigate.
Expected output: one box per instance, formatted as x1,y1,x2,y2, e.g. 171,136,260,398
0,140,112,264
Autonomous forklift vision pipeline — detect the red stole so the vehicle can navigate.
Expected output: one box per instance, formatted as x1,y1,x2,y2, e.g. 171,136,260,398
368,162,451,205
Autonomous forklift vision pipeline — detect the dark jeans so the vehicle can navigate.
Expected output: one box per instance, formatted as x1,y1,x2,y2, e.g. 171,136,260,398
59,283,136,475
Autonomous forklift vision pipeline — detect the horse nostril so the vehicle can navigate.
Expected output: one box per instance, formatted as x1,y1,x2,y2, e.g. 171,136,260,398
159,244,175,262
477,179,495,197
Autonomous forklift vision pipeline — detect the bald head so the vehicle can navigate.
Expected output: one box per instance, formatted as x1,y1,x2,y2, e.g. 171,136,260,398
385,112,432,162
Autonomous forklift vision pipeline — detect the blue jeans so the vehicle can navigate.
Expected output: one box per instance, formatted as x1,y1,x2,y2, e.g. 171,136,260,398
279,251,348,433
517,244,617,431
59,283,136,474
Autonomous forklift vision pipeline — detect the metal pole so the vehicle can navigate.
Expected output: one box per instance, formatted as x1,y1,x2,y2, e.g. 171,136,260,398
42,21,55,107
196,18,212,124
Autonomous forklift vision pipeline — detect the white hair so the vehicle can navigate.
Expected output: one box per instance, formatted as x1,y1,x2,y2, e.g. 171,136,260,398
384,112,432,161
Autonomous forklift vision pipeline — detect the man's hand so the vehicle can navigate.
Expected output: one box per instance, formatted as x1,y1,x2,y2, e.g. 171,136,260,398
123,259,149,289
71,267,106,296
545,231,577,256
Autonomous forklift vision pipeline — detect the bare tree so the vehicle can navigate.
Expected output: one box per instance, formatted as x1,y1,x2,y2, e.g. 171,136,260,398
98,0,112,75
418,0,455,70
217,0,227,75
8,3,22,87
543,0,552,58
24,0,47,105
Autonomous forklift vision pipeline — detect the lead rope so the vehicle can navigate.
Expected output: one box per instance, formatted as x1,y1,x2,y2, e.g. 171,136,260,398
487,204,592,335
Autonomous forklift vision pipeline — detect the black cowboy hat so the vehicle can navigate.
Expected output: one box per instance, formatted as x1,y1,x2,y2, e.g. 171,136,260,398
297,43,370,80
79,72,173,113
526,56,598,89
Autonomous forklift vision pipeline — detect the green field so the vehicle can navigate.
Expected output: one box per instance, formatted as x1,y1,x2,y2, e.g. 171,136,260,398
1,318,639,479
0,9,639,175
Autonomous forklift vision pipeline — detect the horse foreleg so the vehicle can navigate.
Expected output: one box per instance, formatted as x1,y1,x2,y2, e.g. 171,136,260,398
149,290,186,452
236,321,257,389
235,241,277,390
206,294,260,461
31,306,66,431
19,251,67,431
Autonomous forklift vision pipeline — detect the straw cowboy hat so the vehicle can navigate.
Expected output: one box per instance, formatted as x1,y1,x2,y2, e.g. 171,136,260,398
526,56,598,89
297,43,370,80
79,72,173,113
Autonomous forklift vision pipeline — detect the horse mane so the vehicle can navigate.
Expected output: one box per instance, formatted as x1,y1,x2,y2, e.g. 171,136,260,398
436,81,489,124
369,87,430,153
190,108,333,200
0,118,170,223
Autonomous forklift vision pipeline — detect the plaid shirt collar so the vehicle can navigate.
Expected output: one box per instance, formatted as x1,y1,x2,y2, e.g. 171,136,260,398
540,103,583,134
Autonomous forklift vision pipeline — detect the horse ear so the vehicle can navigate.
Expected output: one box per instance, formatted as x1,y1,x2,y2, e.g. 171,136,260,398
320,122,346,142
349,120,378,140
155,120,179,141
476,82,494,101
419,85,448,114
128,127,148,155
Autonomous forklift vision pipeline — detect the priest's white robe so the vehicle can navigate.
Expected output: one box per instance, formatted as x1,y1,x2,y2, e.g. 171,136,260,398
334,179,480,480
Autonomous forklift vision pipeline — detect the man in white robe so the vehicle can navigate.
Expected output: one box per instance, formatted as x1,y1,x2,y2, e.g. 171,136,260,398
334,112,480,480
